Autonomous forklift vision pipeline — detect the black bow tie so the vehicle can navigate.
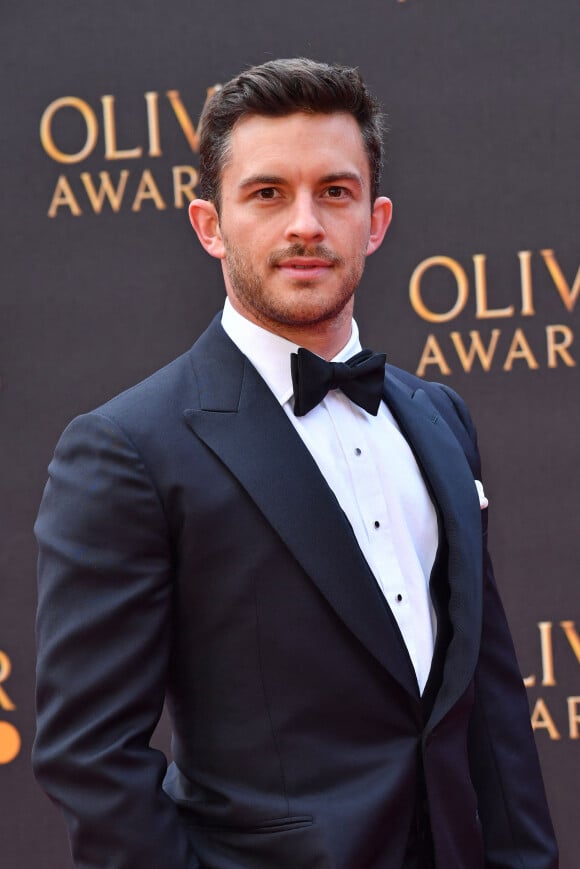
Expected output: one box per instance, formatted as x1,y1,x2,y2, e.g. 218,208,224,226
291,347,386,417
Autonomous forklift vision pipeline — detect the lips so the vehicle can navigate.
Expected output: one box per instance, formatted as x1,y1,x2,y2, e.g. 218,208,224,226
278,258,332,268
276,258,334,278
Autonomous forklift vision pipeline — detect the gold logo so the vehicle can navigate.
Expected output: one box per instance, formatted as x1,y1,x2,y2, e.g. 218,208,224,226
40,87,220,218
0,651,21,764
523,621,580,741
409,250,578,375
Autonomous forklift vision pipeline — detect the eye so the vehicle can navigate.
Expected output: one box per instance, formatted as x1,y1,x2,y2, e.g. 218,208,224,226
325,186,349,199
255,187,280,200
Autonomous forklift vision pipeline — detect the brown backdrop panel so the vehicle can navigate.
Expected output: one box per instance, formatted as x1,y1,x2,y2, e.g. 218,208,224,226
2,2,578,866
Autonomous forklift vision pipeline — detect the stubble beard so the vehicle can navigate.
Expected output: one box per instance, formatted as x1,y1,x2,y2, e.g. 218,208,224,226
223,241,367,330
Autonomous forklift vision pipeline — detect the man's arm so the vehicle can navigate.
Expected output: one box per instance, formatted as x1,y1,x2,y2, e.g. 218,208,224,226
468,542,559,868
436,384,558,868
33,411,199,868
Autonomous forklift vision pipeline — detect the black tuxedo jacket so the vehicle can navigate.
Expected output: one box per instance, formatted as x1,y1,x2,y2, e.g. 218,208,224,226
33,316,557,869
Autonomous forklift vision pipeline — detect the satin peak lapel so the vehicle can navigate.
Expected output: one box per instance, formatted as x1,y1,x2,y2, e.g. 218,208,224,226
183,320,419,698
383,373,484,728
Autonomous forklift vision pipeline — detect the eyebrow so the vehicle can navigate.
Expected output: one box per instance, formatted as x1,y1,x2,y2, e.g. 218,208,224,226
319,172,365,190
238,174,286,191
238,171,365,191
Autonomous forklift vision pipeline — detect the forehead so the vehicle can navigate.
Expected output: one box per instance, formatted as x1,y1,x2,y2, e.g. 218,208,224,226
222,112,370,187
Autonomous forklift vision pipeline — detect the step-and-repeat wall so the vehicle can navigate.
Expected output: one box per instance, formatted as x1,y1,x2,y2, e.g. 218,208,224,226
2,2,578,866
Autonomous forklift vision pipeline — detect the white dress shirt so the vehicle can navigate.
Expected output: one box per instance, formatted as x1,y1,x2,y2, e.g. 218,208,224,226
221,299,438,693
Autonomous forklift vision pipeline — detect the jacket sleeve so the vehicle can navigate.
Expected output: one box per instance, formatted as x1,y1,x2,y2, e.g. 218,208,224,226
436,384,559,868
33,411,201,869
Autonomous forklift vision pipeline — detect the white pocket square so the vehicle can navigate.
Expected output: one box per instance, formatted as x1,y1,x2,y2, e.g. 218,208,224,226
474,479,489,509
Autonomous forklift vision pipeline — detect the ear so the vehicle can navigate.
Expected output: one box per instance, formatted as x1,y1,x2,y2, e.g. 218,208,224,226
366,196,393,256
188,199,225,259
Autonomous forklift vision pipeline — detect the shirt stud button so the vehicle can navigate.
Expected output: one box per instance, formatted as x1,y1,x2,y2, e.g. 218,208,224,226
374,520,380,529
354,447,362,456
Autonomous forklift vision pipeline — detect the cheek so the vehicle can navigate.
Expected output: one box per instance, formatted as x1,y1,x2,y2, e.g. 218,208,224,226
332,213,370,245
222,220,267,254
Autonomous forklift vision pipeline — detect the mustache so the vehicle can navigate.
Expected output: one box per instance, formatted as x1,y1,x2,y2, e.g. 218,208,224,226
267,244,344,267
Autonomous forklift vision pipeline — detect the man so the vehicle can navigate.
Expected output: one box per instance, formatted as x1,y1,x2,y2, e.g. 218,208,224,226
33,58,558,868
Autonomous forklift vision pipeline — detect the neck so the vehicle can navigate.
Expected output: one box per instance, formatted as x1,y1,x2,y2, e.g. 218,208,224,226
227,297,354,360
272,318,352,359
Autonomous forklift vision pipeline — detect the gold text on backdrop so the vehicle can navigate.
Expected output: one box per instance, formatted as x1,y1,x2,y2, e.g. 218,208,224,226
0,650,21,765
40,87,220,217
523,622,580,741
410,250,578,375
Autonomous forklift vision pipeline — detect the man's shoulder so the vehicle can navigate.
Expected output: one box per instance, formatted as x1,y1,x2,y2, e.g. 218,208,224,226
386,363,424,393
95,347,195,424
386,363,480,470
386,362,461,407
91,315,225,428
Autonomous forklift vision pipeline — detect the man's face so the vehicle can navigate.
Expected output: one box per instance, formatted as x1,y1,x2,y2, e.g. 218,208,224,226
191,112,391,343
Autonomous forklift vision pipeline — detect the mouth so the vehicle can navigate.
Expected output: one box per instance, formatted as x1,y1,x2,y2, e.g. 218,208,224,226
275,258,334,279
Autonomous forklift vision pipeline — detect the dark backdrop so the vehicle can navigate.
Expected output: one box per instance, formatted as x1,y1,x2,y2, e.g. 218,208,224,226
2,2,578,866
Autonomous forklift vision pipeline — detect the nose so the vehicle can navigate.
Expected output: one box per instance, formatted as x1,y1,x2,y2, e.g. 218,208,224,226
284,193,325,243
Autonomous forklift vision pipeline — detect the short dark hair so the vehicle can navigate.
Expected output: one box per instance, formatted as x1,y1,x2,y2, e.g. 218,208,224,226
198,57,384,208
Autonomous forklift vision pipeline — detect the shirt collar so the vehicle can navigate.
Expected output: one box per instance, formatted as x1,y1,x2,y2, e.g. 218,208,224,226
221,297,362,406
